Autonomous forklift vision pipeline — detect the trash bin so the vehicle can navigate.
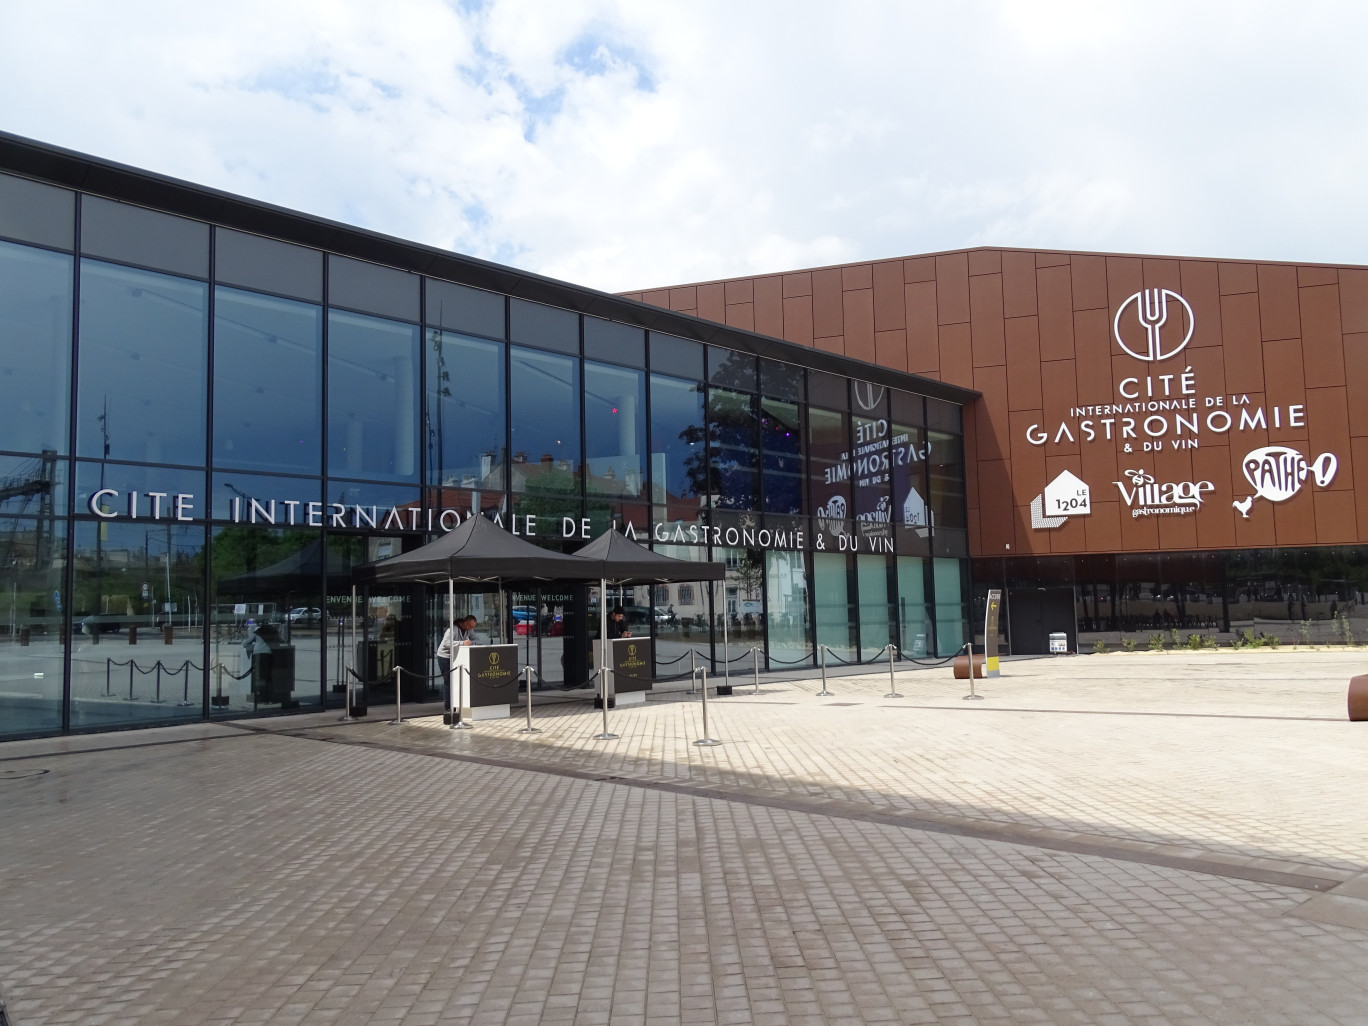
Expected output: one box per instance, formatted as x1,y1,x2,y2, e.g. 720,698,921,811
1049,632,1068,654
162,624,174,645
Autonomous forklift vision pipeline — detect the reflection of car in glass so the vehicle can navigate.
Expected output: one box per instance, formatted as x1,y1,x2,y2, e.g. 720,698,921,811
286,607,321,624
511,606,537,623
79,614,124,635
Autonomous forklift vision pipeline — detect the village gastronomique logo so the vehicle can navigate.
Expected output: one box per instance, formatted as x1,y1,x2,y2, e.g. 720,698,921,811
1114,469,1213,518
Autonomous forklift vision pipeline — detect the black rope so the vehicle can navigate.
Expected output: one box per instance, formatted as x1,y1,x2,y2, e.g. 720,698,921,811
345,667,395,688
656,649,699,666
766,650,815,665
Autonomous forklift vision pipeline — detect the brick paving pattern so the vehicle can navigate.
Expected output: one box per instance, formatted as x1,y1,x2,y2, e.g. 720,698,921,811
1,651,1366,1024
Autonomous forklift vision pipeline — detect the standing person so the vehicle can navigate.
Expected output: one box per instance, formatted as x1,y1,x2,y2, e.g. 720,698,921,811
437,615,478,705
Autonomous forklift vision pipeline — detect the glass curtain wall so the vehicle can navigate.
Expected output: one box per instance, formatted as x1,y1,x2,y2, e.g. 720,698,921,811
765,550,810,666
857,554,891,659
895,557,929,657
425,329,506,514
213,287,323,475
327,310,419,482
0,241,71,455
813,551,855,662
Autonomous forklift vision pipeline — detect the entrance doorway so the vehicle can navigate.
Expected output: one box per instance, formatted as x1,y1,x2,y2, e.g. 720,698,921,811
1007,586,1076,654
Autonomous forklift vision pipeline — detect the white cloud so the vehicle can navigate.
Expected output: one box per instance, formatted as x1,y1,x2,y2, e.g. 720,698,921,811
1,0,1365,293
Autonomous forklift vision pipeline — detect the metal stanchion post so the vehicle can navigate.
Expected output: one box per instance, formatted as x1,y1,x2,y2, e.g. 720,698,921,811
519,666,542,734
884,644,902,698
963,643,984,701
817,645,832,696
693,666,721,746
594,669,618,740
753,647,760,693
454,664,473,729
689,648,696,694
391,666,403,725
179,660,193,707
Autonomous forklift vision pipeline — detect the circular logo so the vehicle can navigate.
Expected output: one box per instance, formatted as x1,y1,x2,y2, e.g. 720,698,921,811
1113,289,1194,362
489,651,500,666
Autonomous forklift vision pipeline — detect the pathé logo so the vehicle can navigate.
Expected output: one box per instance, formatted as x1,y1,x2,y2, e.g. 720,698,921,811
1114,288,1194,362
1234,446,1337,517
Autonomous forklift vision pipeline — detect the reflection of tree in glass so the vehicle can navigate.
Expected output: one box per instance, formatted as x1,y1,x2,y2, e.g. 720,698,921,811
681,388,758,509
732,550,765,600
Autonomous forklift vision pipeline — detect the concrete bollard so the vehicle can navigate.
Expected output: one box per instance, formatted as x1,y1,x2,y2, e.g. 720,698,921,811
1349,675,1368,721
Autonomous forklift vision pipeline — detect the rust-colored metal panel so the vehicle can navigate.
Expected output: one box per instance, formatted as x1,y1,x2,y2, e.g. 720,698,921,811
1005,316,1043,412
937,321,974,388
814,334,845,356
874,328,908,373
936,252,971,324
1341,269,1368,332
905,280,938,372
1074,309,1112,405
1083,499,1123,552
970,274,1006,368
974,462,1013,551
753,276,783,338
1192,444,1236,549
1184,345,1227,410
1219,262,1258,295
1179,260,1223,349
1261,339,1308,445
1002,250,1037,318
1354,437,1368,540
974,365,1010,463
724,303,754,332
1008,411,1047,511
1300,284,1345,388
1036,251,1070,268
641,288,670,308
842,288,876,363
903,256,935,283
969,249,1001,276
724,278,753,305
1072,254,1108,310
1117,464,1161,551
1038,358,1078,453
1299,265,1338,287
1317,491,1360,544
1345,332,1368,437
841,263,872,291
812,267,844,338
1258,264,1301,340
1273,489,1319,546
781,295,814,347
669,285,698,312
1142,258,1182,292
1106,257,1143,316
1305,387,1352,491
1037,264,1075,361
963,415,980,511
1219,292,1264,395
698,282,725,323
871,261,906,331
782,271,812,298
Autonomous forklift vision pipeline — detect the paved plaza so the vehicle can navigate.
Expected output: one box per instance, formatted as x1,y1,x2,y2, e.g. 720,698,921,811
2,650,1367,1025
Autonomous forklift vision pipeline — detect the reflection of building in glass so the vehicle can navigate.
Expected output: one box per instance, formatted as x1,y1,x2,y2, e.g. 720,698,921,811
0,133,973,740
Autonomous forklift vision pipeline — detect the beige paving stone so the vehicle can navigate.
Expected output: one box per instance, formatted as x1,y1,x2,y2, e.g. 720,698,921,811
1,652,1367,1025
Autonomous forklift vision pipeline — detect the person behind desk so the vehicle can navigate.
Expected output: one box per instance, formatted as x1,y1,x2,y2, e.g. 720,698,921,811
436,615,478,705
609,607,631,639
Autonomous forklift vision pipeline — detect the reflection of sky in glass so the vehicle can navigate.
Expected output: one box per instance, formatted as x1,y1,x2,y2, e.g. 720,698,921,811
77,260,206,466
0,241,71,455
510,346,579,488
585,361,644,496
214,287,322,475
649,374,702,502
427,331,504,488
327,310,419,482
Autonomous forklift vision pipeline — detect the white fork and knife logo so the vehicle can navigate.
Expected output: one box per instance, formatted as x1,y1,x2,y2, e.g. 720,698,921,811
1114,288,1195,362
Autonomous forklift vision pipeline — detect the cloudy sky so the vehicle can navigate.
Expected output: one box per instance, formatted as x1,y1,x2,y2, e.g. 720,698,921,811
2,1,1364,293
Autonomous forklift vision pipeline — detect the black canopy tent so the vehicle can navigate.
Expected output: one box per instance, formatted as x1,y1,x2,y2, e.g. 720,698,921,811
351,518,726,718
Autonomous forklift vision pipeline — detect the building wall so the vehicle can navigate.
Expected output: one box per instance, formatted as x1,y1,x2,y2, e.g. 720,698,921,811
624,249,1368,560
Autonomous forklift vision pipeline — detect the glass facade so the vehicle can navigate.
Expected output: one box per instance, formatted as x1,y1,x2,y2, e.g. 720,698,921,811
0,167,970,740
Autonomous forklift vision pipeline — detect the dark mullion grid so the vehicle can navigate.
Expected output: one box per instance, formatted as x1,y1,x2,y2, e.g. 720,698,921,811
202,228,216,715
59,195,82,733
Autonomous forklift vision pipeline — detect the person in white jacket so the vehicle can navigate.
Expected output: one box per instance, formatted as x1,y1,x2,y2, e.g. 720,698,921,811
436,615,477,705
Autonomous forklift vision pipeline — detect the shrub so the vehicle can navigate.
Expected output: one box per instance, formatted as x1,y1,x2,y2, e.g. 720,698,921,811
1148,633,1166,652
1265,633,1280,648
1186,633,1204,650
1093,640,1108,654
1298,620,1311,646
1122,638,1138,652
